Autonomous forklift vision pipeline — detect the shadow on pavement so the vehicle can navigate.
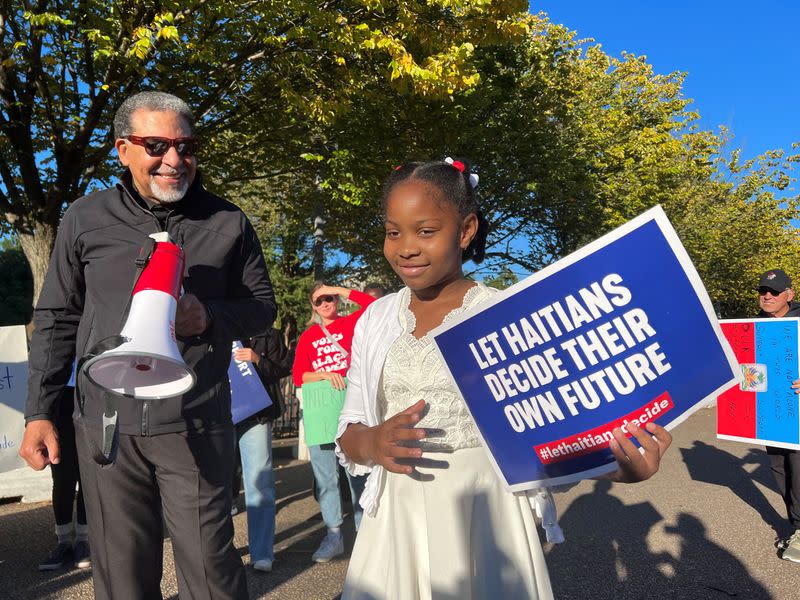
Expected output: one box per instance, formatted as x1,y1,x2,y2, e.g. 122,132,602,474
239,459,357,598
546,479,771,600
1,458,350,600
664,512,771,599
274,488,313,515
19,569,94,600
681,441,788,538
0,501,93,600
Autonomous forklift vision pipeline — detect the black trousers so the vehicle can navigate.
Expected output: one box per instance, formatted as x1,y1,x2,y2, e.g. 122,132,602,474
75,421,247,600
51,387,86,526
767,446,800,530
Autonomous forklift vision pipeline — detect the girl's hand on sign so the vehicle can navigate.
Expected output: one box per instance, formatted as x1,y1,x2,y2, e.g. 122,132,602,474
323,372,347,390
366,399,428,474
792,379,800,394
608,421,672,483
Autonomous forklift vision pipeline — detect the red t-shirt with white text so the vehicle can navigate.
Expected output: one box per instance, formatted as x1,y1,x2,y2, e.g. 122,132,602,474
292,290,376,387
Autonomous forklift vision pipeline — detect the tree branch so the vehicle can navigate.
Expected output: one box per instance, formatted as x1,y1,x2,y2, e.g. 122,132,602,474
0,153,21,206
219,167,303,185
482,250,538,272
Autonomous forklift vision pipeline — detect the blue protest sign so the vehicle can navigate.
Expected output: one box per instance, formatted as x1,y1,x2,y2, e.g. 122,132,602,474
229,341,273,425
432,206,738,491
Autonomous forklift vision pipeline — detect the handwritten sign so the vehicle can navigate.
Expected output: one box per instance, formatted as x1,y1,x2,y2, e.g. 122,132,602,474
228,341,273,425
432,206,738,491
717,318,800,449
302,379,347,446
0,326,28,474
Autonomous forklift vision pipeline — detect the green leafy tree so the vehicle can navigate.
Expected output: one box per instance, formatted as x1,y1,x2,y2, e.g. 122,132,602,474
483,267,520,290
276,15,799,317
0,236,33,326
0,0,530,309
4,4,796,322
233,177,316,332
671,145,800,317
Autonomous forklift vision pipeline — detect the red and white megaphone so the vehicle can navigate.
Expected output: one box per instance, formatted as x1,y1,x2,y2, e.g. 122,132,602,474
82,232,196,399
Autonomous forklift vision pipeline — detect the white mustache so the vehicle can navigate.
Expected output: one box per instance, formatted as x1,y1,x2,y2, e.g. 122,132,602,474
152,167,184,176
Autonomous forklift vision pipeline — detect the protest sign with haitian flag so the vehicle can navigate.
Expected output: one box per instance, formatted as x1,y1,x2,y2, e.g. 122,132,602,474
717,318,800,450
431,206,738,491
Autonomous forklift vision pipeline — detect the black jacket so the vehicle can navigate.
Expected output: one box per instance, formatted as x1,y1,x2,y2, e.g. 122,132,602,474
26,172,277,435
238,328,292,425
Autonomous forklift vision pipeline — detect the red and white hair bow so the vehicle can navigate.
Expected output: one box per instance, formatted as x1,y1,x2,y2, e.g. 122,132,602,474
444,156,479,189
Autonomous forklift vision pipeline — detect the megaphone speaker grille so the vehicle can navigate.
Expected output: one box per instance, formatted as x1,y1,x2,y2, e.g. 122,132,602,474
85,352,196,399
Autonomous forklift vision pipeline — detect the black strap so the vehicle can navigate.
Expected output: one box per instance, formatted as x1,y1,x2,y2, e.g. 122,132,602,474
119,236,157,328
75,236,157,466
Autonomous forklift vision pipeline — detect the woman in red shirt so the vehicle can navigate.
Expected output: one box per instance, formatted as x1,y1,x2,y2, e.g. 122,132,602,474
292,283,376,563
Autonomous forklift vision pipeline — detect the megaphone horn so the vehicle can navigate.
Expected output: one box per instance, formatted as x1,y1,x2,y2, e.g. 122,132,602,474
82,233,197,399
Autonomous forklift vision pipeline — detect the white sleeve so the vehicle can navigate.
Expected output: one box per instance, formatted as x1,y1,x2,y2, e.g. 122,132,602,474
335,311,374,476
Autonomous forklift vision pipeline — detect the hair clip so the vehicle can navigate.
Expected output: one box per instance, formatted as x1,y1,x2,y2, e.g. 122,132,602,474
444,156,465,172
394,165,402,171
444,156,478,188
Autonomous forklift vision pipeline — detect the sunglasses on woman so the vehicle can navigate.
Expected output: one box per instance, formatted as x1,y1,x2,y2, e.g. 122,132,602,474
313,294,338,307
125,136,199,158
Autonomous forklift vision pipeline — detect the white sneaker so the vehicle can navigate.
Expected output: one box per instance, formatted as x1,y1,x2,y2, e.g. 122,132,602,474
312,530,344,563
252,559,273,572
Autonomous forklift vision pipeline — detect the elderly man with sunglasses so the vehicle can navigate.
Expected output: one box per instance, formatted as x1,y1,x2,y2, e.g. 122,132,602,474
20,91,276,600
752,269,800,563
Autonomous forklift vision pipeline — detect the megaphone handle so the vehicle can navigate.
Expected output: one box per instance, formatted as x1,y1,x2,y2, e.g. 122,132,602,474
101,404,119,464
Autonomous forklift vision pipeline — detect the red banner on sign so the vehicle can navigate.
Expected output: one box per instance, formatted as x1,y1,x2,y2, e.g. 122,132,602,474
534,392,675,464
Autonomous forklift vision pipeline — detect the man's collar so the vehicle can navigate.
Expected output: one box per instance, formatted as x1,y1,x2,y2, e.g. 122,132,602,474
119,173,156,210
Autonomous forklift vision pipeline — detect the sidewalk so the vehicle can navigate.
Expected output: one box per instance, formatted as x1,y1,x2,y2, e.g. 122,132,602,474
1,408,798,599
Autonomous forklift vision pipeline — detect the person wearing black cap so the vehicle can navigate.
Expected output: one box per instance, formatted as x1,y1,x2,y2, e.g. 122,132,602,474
757,269,798,319
755,269,800,562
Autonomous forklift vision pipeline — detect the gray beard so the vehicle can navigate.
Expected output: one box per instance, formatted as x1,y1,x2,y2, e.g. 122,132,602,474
150,176,188,203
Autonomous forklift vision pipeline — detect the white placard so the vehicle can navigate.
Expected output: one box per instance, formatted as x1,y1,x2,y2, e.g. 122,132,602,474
0,325,28,473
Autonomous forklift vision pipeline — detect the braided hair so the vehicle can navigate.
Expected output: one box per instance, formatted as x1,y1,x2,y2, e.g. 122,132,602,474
381,159,489,264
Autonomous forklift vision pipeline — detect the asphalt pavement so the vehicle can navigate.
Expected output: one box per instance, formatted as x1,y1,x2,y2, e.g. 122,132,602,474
0,406,797,599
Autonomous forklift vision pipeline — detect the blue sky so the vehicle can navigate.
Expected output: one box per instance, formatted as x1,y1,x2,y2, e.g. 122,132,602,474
532,1,800,161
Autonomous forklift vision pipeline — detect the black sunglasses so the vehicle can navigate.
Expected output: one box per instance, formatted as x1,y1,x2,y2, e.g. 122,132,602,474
758,287,785,296
313,294,338,307
125,135,199,158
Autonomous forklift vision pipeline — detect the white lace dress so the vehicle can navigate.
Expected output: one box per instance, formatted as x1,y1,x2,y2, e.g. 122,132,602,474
342,285,554,600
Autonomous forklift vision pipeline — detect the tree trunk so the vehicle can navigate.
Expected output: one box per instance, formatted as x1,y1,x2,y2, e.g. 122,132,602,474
313,205,326,281
16,218,57,318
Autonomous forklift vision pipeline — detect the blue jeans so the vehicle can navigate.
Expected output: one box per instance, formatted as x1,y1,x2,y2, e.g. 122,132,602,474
309,443,366,530
238,420,275,562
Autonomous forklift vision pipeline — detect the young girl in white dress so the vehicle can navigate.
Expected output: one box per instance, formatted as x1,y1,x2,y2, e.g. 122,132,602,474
335,159,673,600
